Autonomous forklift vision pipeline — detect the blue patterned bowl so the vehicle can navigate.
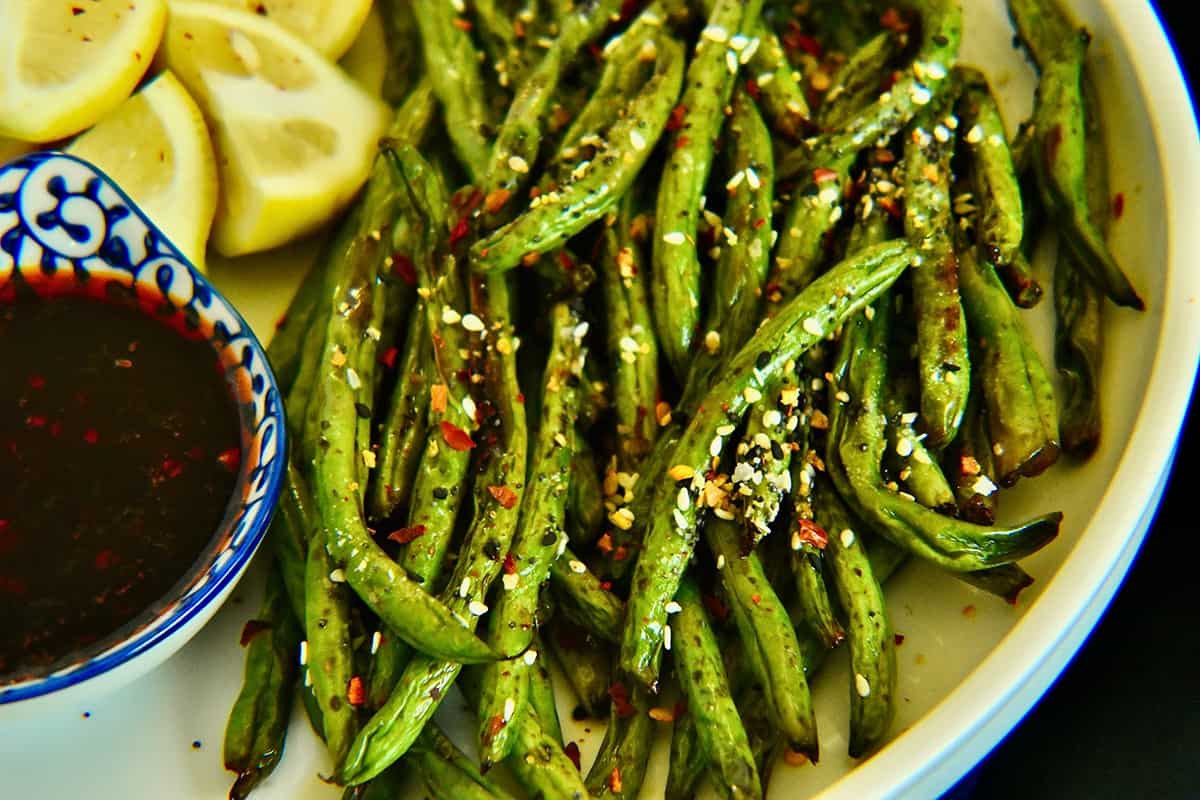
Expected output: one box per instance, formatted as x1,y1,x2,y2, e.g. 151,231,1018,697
0,152,285,714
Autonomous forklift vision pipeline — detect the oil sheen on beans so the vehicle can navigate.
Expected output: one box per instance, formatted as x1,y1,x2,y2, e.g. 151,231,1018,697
0,293,241,678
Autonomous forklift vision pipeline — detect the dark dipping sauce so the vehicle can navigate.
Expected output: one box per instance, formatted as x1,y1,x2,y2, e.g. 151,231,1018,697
0,292,241,679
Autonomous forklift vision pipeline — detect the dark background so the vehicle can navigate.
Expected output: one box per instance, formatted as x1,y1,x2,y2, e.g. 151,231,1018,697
952,4,1199,798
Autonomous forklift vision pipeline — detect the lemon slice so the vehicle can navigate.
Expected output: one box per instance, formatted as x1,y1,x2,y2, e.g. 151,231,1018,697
0,0,167,142
184,0,371,59
339,5,387,98
67,71,219,271
161,2,389,256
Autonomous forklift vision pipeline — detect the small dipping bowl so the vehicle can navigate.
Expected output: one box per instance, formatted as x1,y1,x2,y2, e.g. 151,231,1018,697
0,152,285,717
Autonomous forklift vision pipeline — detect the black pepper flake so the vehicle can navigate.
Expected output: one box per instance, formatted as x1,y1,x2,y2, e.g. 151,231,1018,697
541,531,557,546
933,33,949,46
755,351,771,369
433,487,449,500
770,440,785,460
483,539,501,560
191,740,202,749
355,402,372,418
941,362,961,372
572,704,589,721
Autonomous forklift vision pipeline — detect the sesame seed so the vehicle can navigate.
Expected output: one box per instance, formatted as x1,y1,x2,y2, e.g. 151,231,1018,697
934,124,951,143
993,443,1005,457
462,396,477,421
896,438,914,457
676,487,691,511
673,508,688,529
791,531,802,550
345,367,362,390
610,508,635,530
662,231,686,245
668,464,695,481
370,631,382,655
665,601,682,614
901,411,919,425
508,155,530,173
361,450,376,468
329,568,346,583
818,185,840,205
973,475,999,496
745,167,761,190
664,624,673,650
630,130,647,151
726,170,745,191
709,436,724,458
716,554,726,570
704,330,721,354
502,572,519,590
840,528,856,548
299,640,309,666
855,673,871,697
740,37,760,64
732,462,756,483
468,600,489,616
460,577,471,598
503,697,516,722
713,506,736,520
716,424,736,437
523,649,538,666
702,25,729,42
462,313,485,332
802,317,823,336
911,84,932,105
569,559,587,574
442,306,462,325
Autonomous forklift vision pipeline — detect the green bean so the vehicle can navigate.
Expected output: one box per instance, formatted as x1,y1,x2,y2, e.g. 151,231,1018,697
468,0,527,93
545,620,611,718
470,34,685,273
364,629,407,712
956,562,1035,604
550,545,624,643
271,462,316,625
903,78,971,449
305,525,359,766
315,151,495,667
620,239,914,687
567,437,605,546
958,233,1060,485
827,299,1062,572
814,475,896,758
586,682,655,799
367,310,430,523
743,20,811,140
529,637,565,746
651,0,763,377
267,256,328,396
786,508,846,652
506,703,591,800
223,564,299,800
817,31,902,132
1008,0,1143,309
706,517,818,759
477,302,583,767
947,381,1000,525
883,399,956,513
736,683,780,790
1054,70,1107,457
412,2,492,182
338,275,528,786
689,87,774,402
601,192,659,468
955,66,1040,307
666,707,705,800
674,575,762,800
777,0,962,181
377,0,423,107
411,724,518,800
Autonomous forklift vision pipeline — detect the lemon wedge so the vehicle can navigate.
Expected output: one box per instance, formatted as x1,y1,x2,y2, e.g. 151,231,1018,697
184,0,371,60
0,0,167,142
67,71,219,271
0,137,35,166
339,5,387,98
161,2,389,257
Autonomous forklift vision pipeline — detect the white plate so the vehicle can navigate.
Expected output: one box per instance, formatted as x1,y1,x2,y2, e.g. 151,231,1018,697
2,1,1196,797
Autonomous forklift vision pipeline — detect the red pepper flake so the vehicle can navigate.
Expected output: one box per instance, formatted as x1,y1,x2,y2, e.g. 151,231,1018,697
745,77,761,99
880,7,910,32
93,549,117,569
960,455,981,476
588,41,604,60
239,619,272,646
217,447,241,472
28,374,45,390
599,580,613,591
612,545,628,562
488,484,519,509
451,16,472,30
596,532,614,554
388,524,427,545
608,682,636,718
378,346,399,370
83,429,99,445
48,421,61,438
608,766,623,793
430,383,449,414
647,706,675,722
753,217,767,229
894,633,906,646
114,358,133,368
1113,191,1125,219
557,251,575,272
392,254,417,285
665,104,687,131
449,216,471,248
440,420,476,451
784,748,810,766
484,713,506,743
674,135,691,150
702,593,730,621
962,604,977,618
783,23,822,58
563,741,582,771
161,458,185,479
515,393,526,404
878,197,903,219
796,519,829,549
880,69,900,93
186,445,205,461
812,167,839,184
750,593,761,605
26,415,46,429
347,676,366,707
484,188,512,214
503,553,518,574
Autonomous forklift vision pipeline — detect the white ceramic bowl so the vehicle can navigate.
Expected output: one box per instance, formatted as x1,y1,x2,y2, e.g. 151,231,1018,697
0,153,287,719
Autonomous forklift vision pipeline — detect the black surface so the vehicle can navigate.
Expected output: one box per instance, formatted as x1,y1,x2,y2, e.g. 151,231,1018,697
951,5,1199,799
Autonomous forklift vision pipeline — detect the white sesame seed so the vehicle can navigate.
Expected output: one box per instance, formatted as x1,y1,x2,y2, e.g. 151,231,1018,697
924,61,947,80
840,528,856,548
468,600,489,616
366,326,381,341
709,436,724,458
620,335,640,352
503,697,516,722
934,124,951,143
716,554,726,570
966,124,984,144
462,395,477,421
460,577,471,598
299,640,309,666
461,313,485,332
523,649,538,666
818,185,840,205
713,506,736,520
993,443,1005,457
345,367,362,391
745,167,761,190
973,475,999,496
502,572,519,590
370,631,382,655
896,437,914,457
677,487,691,511
630,129,647,151
664,624,673,651
732,462,756,483
662,231,687,245
508,155,530,173
673,508,688,529
836,390,851,404
726,50,739,74
726,170,745,191
702,25,729,43
716,424,736,437
742,386,762,404
855,673,872,697
442,306,462,325
304,669,312,687
901,411,919,425
791,530,802,550
665,601,682,614
911,84,932,105
329,568,346,583
569,559,587,574
739,37,760,64
803,317,823,336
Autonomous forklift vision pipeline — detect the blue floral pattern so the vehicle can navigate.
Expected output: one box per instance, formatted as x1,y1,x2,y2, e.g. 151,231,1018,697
0,152,286,703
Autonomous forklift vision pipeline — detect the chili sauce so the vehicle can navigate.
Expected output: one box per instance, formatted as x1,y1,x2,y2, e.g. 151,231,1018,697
0,292,241,679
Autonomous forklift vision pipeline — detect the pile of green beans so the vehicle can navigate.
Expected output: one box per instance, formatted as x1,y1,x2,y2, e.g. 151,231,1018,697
223,0,1141,797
